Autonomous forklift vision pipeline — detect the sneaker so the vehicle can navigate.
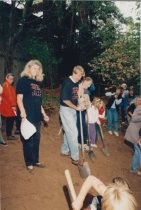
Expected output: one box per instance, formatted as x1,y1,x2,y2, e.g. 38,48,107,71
108,131,112,135
7,135,17,140
83,144,89,151
35,162,46,168
27,165,34,170
130,170,141,176
60,152,70,157
114,131,119,137
0,142,8,147
91,144,98,148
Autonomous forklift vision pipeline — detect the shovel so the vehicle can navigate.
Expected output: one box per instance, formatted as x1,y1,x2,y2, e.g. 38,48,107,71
98,124,110,157
78,111,91,178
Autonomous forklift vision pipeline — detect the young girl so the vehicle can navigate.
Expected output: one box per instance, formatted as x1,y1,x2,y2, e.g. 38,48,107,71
96,99,106,143
72,175,137,210
87,97,100,148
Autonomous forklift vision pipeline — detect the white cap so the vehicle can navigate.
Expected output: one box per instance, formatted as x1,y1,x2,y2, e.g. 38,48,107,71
20,119,36,140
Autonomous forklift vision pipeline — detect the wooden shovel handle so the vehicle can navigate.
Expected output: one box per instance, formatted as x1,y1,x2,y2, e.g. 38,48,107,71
64,169,77,202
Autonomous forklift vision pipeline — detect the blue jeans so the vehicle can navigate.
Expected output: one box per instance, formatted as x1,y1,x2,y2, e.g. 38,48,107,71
107,108,118,132
131,144,141,172
59,105,79,160
21,122,41,166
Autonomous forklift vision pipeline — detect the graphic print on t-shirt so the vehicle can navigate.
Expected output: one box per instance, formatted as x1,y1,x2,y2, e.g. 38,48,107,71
72,87,78,101
31,83,41,97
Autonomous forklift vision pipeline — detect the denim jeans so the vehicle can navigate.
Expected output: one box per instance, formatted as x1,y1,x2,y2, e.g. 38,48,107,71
20,122,41,166
59,105,79,160
77,110,88,144
131,144,141,172
107,108,118,132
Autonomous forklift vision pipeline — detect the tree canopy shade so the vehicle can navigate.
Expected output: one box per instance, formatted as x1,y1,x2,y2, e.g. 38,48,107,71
89,13,140,94
0,0,129,88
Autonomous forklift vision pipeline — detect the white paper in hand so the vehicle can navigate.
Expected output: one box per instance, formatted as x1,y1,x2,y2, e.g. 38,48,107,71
20,119,36,140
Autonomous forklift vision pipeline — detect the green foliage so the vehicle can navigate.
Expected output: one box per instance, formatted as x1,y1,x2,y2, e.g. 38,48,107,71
89,17,140,93
22,38,61,87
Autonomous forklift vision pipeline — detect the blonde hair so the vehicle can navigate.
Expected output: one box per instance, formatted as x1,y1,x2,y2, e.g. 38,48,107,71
112,176,130,190
82,77,93,83
21,60,44,81
102,183,137,210
72,65,85,76
98,99,105,109
92,97,101,109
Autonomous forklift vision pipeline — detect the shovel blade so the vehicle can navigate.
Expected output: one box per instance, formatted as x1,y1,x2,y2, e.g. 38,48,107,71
101,147,110,157
78,161,91,178
87,150,96,161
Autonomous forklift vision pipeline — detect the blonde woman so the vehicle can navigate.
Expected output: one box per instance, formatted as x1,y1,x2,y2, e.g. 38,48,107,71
17,60,49,171
72,175,137,210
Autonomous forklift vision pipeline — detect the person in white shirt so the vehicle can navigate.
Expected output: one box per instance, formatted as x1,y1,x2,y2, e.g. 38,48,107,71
87,97,101,148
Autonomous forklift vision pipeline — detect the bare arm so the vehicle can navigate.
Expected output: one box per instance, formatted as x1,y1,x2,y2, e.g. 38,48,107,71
17,94,26,119
63,100,79,110
72,175,107,210
41,106,49,122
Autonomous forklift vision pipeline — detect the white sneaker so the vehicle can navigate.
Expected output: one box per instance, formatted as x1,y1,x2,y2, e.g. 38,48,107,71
83,144,89,151
114,131,119,136
108,131,112,135
91,144,98,148
27,165,34,170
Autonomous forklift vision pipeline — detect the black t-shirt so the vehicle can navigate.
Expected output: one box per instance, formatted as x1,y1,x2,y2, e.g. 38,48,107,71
16,76,42,123
60,77,79,107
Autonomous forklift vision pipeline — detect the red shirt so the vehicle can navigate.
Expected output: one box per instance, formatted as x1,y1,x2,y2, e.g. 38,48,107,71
98,106,105,125
1,80,17,117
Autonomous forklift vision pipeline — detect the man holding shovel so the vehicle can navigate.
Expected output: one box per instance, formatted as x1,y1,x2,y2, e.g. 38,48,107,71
59,66,85,165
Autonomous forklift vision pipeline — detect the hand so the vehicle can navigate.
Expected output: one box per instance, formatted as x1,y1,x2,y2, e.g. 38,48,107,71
114,94,118,99
12,107,17,116
20,111,27,119
72,199,82,210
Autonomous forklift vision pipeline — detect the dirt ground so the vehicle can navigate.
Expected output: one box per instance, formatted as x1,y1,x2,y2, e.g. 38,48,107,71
0,110,141,210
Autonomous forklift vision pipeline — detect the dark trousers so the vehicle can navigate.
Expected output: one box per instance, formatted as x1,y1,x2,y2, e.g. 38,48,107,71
77,111,88,144
6,117,15,136
21,122,41,166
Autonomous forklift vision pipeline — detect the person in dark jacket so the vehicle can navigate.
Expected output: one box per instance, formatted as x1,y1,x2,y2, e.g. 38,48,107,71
105,87,122,136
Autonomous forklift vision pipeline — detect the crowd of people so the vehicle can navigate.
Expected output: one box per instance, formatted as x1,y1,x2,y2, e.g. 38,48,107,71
0,60,140,209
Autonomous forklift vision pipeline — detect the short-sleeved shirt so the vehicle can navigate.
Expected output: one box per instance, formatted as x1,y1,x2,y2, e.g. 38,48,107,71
16,76,42,123
60,77,79,107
